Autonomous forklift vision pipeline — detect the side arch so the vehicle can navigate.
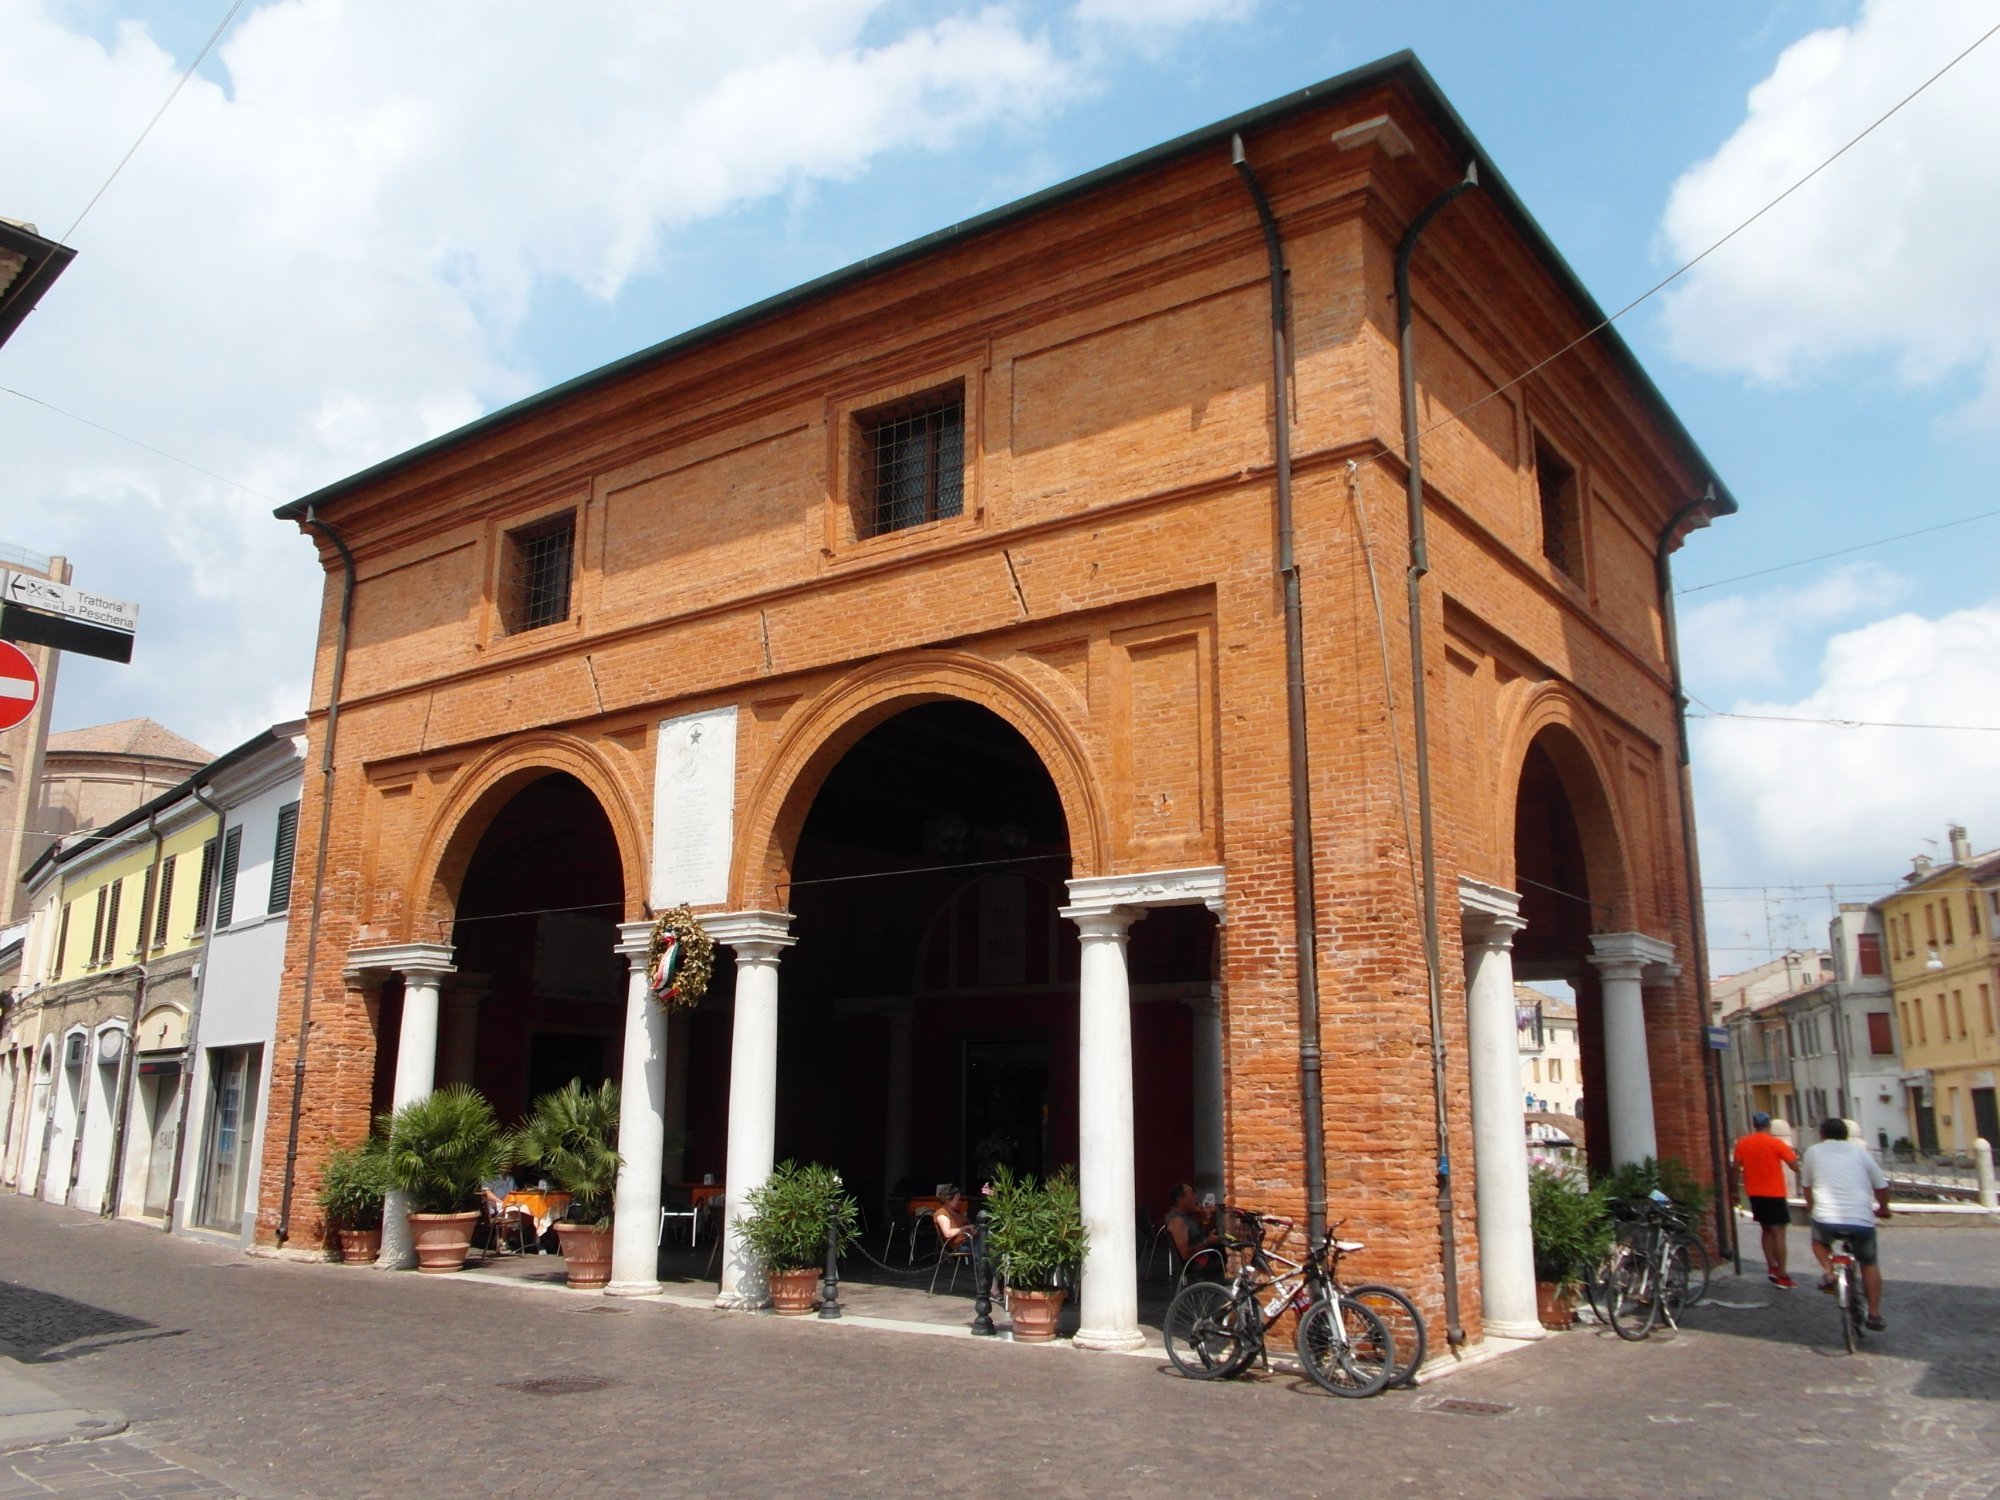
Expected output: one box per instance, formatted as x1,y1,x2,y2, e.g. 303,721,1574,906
735,651,1109,907
408,731,650,935
1497,688,1636,933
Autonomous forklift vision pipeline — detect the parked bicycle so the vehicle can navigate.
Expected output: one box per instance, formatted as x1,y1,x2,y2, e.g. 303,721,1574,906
1163,1212,1393,1397
1592,1191,1695,1341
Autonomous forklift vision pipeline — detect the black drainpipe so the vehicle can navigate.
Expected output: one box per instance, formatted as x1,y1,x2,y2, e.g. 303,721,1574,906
274,508,356,1246
1654,488,1737,1273
1395,161,1479,1352
1231,134,1328,1246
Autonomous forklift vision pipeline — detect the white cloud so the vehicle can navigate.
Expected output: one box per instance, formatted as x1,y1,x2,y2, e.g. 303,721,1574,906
1679,561,1908,691
1692,603,2000,901
0,0,1246,750
1658,0,2000,421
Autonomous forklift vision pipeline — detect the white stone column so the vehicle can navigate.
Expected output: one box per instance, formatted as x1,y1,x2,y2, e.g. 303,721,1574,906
1062,898,1143,1352
1188,989,1225,1198
1460,879,1541,1342
708,911,794,1310
347,943,454,1270
882,1003,915,1202
1589,933,1676,1167
607,921,669,1297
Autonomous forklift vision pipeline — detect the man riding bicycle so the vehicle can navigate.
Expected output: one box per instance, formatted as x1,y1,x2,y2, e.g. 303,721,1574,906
1798,1117,1892,1331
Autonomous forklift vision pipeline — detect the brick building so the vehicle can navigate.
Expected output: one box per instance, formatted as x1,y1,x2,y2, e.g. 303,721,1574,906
260,53,1733,1352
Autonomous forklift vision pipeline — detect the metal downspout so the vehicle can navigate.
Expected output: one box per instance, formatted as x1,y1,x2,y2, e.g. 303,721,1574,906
274,509,355,1245
1231,134,1328,1245
1654,489,1737,1273
100,810,166,1217
1395,162,1478,1351
163,784,225,1232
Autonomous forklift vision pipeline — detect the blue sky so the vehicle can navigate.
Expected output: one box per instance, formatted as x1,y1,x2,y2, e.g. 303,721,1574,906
5,0,1998,968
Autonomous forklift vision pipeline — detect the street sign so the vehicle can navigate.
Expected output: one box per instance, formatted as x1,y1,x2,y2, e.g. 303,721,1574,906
0,639,41,731
0,570,138,664
1706,1025,1730,1051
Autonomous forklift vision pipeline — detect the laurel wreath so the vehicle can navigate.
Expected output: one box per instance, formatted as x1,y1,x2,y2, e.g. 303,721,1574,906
645,905,715,1010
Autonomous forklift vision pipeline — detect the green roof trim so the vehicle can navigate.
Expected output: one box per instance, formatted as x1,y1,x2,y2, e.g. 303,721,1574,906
276,50,1736,523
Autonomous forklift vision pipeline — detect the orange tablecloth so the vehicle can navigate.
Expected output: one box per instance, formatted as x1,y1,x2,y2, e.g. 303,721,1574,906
503,1189,572,1236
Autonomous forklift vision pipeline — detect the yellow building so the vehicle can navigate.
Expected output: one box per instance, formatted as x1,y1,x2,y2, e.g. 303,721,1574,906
1874,825,2000,1155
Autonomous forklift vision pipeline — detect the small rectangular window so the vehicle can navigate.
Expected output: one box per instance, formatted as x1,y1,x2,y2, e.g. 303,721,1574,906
1866,1012,1893,1055
268,802,300,914
1944,900,1955,946
1925,903,1938,945
1533,436,1583,583
1856,932,1883,976
1954,990,1966,1037
1969,891,1981,933
153,856,176,948
1982,984,1995,1035
215,827,243,929
193,837,219,934
501,513,575,633
857,389,964,538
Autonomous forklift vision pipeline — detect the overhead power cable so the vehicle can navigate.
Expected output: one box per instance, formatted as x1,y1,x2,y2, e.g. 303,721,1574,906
0,385,273,501
1679,506,2000,595
1689,710,2000,733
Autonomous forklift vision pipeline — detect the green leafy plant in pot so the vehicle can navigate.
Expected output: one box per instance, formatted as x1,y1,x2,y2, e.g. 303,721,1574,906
381,1085,507,1273
985,1164,1089,1342
509,1079,624,1289
317,1135,389,1264
737,1160,859,1314
1528,1163,1611,1327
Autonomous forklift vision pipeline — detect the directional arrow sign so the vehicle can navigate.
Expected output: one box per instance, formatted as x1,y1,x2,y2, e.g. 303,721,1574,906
0,639,41,731
0,570,138,664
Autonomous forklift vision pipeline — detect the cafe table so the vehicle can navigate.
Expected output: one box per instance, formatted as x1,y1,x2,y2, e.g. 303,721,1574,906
502,1188,572,1241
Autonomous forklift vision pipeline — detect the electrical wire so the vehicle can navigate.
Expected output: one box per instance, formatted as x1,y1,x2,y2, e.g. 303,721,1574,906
0,385,273,501
1689,710,2000,733
1677,507,2000,595
62,0,248,240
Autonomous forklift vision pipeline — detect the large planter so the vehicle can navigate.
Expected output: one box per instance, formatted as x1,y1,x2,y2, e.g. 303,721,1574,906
336,1228,382,1265
1008,1288,1066,1343
1536,1281,1577,1331
408,1211,481,1273
553,1222,614,1289
768,1267,821,1315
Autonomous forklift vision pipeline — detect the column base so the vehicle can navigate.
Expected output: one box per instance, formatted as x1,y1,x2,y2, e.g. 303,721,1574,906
1481,1318,1547,1342
603,1279,663,1299
714,1291,768,1312
1071,1326,1146,1353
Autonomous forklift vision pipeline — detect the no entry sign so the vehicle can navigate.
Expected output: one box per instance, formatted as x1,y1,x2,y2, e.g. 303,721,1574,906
0,639,41,731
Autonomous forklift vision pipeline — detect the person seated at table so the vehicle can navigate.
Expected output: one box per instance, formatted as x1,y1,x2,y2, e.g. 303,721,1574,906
481,1172,519,1211
933,1186,976,1251
1165,1181,1221,1265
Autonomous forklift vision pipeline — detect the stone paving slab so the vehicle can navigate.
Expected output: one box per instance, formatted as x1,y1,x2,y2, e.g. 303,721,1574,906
0,1196,1995,1499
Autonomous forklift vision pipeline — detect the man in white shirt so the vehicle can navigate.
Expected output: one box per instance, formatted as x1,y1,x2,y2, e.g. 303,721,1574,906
1798,1117,1892,1330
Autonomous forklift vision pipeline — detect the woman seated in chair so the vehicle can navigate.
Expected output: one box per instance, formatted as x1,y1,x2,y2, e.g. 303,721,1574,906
933,1186,976,1252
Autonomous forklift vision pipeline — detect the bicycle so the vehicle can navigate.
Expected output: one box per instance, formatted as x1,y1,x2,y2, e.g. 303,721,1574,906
1585,1193,1708,1329
1826,1228,1868,1354
1163,1213,1393,1397
1312,1234,1427,1388
1597,1193,1693,1341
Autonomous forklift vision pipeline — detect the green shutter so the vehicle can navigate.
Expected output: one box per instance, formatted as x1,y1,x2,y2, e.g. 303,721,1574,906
268,803,300,914
215,828,242,929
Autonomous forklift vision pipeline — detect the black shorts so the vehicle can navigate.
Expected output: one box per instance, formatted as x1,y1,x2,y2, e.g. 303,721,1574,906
1748,1195,1792,1229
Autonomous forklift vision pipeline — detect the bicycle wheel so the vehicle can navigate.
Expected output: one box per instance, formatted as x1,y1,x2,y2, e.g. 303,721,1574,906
1658,1242,1692,1328
1347,1283,1426,1388
1296,1297,1393,1398
1839,1266,1861,1354
1605,1243,1660,1342
1164,1280,1252,1379
1672,1231,1711,1307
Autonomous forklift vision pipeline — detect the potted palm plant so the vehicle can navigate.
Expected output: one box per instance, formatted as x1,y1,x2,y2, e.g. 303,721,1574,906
381,1085,507,1273
510,1079,623,1289
985,1164,1088,1342
736,1160,859,1314
1528,1163,1611,1328
317,1136,389,1264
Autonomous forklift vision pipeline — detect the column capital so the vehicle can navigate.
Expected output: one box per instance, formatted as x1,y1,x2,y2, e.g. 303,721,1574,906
344,941,456,986
615,918,656,960
705,909,796,962
1064,865,1225,922
1459,877,1526,946
1060,904,1140,940
1588,931,1676,983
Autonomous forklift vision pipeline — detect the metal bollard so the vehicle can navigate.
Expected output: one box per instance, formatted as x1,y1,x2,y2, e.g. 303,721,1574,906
970,1207,995,1336
819,1200,843,1319
1976,1138,1997,1210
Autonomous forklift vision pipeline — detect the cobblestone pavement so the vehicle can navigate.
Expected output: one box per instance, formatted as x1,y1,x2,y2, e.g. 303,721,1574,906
0,1195,1994,1499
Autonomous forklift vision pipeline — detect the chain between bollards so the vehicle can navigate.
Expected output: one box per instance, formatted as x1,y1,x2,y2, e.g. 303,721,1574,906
818,1198,843,1319
970,1206,995,1336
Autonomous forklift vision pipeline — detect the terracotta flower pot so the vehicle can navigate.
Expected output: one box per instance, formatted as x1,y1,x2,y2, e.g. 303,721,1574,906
1536,1280,1577,1330
1008,1287,1066,1343
554,1221,614,1289
337,1228,382,1265
408,1211,481,1273
768,1266,821,1315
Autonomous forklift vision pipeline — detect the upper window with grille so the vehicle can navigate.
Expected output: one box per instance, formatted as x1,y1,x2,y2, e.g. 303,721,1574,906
855,388,965,538
501,512,575,633
1533,436,1584,585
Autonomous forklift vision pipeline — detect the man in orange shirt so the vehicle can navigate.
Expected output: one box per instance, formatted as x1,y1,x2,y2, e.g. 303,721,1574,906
1733,1112,1800,1288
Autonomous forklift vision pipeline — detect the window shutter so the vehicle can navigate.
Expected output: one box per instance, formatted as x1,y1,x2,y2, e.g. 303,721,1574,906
193,838,219,933
90,886,109,966
215,828,242,929
54,903,70,979
268,802,300,914
103,880,123,964
153,856,177,947
137,865,157,957
1856,932,1883,977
